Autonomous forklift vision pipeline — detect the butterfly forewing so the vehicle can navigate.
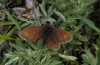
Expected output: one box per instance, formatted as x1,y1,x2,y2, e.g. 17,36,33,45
18,26,44,43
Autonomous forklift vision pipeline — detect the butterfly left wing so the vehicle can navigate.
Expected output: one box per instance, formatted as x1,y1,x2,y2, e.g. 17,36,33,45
18,26,44,43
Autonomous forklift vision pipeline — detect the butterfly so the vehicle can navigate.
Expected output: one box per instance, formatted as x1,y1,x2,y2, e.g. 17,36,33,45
18,23,73,51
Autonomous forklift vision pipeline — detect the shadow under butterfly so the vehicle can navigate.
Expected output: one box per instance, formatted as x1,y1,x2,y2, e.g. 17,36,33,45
19,22,73,51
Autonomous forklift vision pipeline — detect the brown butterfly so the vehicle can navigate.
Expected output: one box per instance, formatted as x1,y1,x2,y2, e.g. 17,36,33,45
18,24,73,51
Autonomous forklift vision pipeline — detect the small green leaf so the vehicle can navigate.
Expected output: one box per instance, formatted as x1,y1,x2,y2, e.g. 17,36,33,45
54,10,66,22
59,54,77,61
4,10,21,30
41,55,48,63
80,17,100,33
5,57,19,65
0,35,15,40
47,6,54,17
74,33,88,41
50,61,61,65
74,23,83,33
27,40,38,50
39,4,47,16
37,40,42,49
97,35,100,65
0,22,14,25
44,60,51,65
36,51,41,63
34,21,41,26
71,40,82,45
82,50,97,65
0,26,17,45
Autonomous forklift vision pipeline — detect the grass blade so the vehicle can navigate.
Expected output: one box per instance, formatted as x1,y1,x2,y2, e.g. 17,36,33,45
80,17,100,33
4,10,21,30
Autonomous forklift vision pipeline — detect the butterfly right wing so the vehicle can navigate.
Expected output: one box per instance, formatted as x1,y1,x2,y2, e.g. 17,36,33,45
52,27,73,44
47,26,73,51
18,26,44,43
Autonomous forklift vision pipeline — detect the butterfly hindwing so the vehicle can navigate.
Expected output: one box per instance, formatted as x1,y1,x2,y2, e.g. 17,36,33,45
47,35,60,51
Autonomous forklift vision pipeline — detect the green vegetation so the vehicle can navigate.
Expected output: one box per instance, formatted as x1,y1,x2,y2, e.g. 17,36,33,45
0,0,100,65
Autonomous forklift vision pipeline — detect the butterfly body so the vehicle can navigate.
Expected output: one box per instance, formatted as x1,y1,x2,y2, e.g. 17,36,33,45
19,24,73,51
43,25,53,43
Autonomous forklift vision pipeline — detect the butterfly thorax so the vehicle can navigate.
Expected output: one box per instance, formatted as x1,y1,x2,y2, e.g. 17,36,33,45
43,25,53,44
